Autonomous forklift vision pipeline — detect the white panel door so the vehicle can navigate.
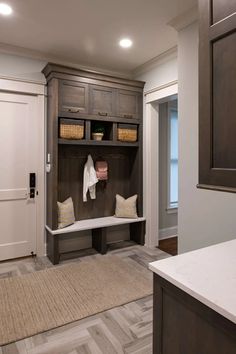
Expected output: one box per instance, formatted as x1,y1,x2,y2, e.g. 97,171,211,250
0,92,38,260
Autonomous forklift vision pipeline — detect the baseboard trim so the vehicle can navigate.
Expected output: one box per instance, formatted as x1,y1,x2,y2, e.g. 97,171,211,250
159,226,178,240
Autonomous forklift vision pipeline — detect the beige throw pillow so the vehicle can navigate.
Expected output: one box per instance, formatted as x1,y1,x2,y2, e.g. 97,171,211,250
115,194,138,218
57,197,75,229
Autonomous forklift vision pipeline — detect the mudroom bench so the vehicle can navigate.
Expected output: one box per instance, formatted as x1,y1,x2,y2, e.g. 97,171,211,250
46,216,146,264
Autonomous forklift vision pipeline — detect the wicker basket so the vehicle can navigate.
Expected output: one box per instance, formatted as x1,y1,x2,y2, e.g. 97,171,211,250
60,119,84,140
117,124,137,142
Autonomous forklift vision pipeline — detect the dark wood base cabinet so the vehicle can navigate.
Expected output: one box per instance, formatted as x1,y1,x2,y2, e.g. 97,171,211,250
153,274,236,354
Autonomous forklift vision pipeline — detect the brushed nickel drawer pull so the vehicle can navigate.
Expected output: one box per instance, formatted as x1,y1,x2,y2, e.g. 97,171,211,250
68,108,80,113
98,112,108,116
124,114,133,118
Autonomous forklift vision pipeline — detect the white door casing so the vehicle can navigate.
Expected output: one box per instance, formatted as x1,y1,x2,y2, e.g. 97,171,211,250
144,81,178,248
0,89,44,260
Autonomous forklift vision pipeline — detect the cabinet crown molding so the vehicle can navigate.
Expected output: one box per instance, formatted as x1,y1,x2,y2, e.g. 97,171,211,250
42,63,145,90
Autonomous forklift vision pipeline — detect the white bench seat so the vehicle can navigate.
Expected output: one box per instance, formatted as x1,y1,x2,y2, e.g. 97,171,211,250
46,216,146,235
46,216,146,264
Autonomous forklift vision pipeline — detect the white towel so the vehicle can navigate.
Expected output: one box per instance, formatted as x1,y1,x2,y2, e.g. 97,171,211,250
83,154,98,202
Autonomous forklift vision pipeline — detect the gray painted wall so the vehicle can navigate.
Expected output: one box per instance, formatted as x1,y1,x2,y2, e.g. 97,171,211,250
135,54,177,92
0,53,46,83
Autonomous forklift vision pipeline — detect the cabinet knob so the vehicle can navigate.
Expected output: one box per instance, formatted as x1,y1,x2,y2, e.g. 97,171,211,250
124,114,133,118
98,112,108,116
68,108,80,113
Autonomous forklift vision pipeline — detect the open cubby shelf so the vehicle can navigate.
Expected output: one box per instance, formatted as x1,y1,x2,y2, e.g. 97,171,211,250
59,118,139,146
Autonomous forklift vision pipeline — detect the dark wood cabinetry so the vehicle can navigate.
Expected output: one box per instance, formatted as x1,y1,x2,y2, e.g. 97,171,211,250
43,63,145,261
89,86,141,120
117,89,141,119
198,0,236,192
89,85,115,117
153,274,236,354
212,0,236,24
59,80,89,116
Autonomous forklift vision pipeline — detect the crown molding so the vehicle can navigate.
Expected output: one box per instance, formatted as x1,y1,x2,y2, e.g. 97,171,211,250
168,5,198,31
0,73,46,85
0,43,132,79
132,46,178,78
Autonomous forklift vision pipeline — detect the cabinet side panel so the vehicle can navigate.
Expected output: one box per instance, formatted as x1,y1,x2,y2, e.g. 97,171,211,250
199,0,212,185
129,134,143,215
212,32,236,169
153,275,236,354
162,290,236,354
46,79,58,229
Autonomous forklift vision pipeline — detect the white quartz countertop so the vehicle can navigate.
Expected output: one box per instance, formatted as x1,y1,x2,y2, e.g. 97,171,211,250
149,239,236,324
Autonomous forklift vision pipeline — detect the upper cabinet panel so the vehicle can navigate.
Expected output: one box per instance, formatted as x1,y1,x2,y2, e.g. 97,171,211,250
43,63,144,122
198,0,236,191
212,0,236,24
89,85,116,117
59,80,89,116
117,90,141,120
212,32,236,169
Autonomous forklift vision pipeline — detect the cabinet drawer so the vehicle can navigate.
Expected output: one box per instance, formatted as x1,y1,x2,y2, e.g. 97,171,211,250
117,90,142,119
89,85,116,117
59,80,89,115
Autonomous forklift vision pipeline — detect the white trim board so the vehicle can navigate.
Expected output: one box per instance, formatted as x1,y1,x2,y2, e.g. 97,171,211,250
0,77,45,95
145,82,178,104
159,226,178,240
144,80,178,96
144,80,178,248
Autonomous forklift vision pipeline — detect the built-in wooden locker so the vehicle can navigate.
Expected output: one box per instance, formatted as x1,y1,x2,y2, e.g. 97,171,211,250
198,0,236,192
43,63,145,260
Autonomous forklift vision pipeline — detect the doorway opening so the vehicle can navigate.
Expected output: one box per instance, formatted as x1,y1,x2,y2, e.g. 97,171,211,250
158,98,178,255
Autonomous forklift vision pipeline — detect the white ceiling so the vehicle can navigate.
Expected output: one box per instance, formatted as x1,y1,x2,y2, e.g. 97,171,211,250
0,0,197,75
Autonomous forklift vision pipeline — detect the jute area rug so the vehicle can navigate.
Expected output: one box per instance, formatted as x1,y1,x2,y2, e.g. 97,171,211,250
0,255,152,346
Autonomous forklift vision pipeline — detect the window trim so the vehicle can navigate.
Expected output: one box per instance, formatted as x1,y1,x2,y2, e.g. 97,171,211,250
167,102,178,210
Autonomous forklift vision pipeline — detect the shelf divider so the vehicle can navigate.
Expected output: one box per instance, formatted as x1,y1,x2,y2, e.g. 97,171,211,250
85,120,90,140
58,138,139,147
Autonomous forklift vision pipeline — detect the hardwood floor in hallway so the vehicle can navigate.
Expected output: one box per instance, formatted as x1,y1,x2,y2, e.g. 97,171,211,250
158,237,178,256
0,243,169,354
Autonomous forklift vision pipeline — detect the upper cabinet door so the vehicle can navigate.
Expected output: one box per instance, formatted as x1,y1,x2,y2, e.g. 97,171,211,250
59,80,89,116
90,85,116,117
198,0,236,192
212,0,236,24
117,90,141,120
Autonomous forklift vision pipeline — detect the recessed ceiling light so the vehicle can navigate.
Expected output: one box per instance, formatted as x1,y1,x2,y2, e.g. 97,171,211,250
119,38,133,48
0,3,12,16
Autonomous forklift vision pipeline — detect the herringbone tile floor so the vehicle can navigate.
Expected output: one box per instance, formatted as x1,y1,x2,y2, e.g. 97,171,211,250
0,243,169,354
